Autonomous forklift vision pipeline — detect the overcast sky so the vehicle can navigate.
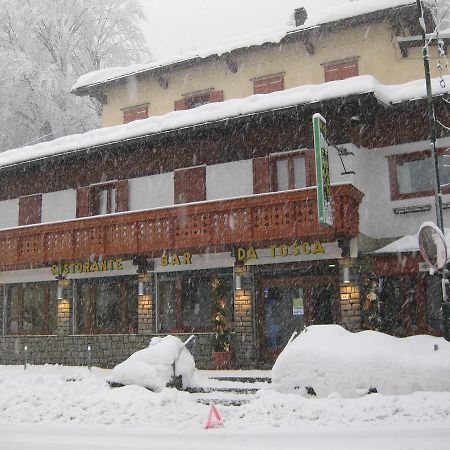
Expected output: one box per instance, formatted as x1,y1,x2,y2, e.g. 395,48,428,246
141,0,339,59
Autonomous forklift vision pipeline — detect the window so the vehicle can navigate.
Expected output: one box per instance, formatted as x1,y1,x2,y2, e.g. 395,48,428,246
388,150,450,200
76,180,128,217
324,58,359,82
122,104,149,124
253,74,284,95
174,166,206,204
174,90,223,110
6,283,57,335
89,184,117,215
75,277,138,334
158,271,233,333
272,151,315,191
252,151,315,193
19,194,42,225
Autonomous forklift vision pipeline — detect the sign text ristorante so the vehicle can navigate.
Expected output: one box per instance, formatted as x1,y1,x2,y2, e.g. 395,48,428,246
51,258,124,276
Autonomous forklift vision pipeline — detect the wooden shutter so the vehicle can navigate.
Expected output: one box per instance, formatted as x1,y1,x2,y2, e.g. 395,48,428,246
76,186,90,218
253,157,271,194
209,90,224,103
123,105,149,124
253,76,284,94
115,180,129,212
174,99,187,111
18,194,42,226
324,60,359,82
174,166,206,204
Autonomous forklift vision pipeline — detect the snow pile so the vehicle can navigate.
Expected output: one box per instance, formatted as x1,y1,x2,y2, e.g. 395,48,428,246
108,335,197,391
272,325,450,398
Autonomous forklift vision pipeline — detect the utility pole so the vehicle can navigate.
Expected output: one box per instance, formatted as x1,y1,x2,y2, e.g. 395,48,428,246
416,0,444,231
416,0,450,340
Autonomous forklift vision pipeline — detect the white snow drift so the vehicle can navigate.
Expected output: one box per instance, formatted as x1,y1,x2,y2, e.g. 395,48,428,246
272,325,450,397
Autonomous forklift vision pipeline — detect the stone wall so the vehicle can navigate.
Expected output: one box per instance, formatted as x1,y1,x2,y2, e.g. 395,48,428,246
340,283,362,331
233,265,257,367
0,333,215,369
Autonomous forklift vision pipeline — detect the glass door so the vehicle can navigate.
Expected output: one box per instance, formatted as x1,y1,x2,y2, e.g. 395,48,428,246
258,275,338,362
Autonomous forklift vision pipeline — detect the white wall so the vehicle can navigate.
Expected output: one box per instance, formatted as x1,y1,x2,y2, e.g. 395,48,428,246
42,190,77,223
352,137,450,239
206,160,253,200
128,172,174,211
0,199,19,229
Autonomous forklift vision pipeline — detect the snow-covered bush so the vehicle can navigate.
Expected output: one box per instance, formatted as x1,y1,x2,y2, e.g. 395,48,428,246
108,335,197,391
272,325,450,398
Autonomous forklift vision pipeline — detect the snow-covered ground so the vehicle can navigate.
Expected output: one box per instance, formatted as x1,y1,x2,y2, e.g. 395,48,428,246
0,366,448,448
1,327,449,449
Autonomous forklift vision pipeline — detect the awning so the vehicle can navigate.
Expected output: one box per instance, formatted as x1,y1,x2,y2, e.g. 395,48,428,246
375,228,450,254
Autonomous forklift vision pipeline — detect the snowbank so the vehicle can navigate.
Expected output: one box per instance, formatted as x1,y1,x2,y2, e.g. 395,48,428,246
108,335,197,391
272,325,450,398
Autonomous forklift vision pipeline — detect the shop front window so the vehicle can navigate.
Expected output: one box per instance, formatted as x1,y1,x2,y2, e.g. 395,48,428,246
378,276,418,335
158,271,233,333
75,277,137,334
6,283,57,335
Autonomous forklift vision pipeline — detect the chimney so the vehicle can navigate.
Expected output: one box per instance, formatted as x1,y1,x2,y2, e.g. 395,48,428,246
294,7,308,27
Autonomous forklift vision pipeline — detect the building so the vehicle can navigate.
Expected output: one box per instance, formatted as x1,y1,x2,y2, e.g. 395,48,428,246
0,1,449,368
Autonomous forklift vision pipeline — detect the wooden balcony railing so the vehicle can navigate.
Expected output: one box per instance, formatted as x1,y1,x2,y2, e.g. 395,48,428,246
0,184,363,270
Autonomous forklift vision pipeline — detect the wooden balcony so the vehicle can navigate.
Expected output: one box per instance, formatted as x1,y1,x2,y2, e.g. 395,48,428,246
0,184,363,270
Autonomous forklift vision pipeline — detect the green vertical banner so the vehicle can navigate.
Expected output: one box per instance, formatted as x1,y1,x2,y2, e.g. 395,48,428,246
313,113,333,227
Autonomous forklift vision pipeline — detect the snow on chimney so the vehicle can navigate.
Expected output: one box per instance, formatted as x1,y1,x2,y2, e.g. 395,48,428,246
294,7,308,27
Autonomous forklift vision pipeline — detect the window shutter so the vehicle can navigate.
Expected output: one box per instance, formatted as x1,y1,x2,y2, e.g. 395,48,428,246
76,186,90,218
324,60,359,82
174,99,187,111
209,90,224,103
253,157,271,194
18,194,42,226
253,76,284,95
115,180,129,212
123,105,149,124
174,166,206,204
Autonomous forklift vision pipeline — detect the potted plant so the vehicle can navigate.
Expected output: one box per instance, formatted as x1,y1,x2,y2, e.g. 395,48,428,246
211,278,231,369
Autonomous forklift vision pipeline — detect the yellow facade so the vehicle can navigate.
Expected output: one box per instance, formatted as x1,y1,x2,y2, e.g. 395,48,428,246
101,21,440,128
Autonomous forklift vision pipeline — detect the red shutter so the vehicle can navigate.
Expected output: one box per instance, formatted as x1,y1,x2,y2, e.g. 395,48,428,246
123,105,149,124
209,90,224,103
115,180,129,212
174,99,187,111
253,157,271,194
253,76,284,94
324,60,359,82
76,187,90,218
18,194,42,226
174,166,206,204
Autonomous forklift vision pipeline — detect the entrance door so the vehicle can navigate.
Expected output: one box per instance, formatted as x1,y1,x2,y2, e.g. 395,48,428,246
258,276,338,362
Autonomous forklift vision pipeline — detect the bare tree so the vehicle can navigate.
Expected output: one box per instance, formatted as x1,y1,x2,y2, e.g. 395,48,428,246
0,0,150,151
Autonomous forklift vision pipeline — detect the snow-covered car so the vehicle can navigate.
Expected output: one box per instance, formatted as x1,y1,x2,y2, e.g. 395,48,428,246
271,325,450,398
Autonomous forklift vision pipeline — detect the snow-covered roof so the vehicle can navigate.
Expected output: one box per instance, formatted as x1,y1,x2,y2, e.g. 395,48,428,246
72,0,416,93
375,228,450,254
3,75,449,170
